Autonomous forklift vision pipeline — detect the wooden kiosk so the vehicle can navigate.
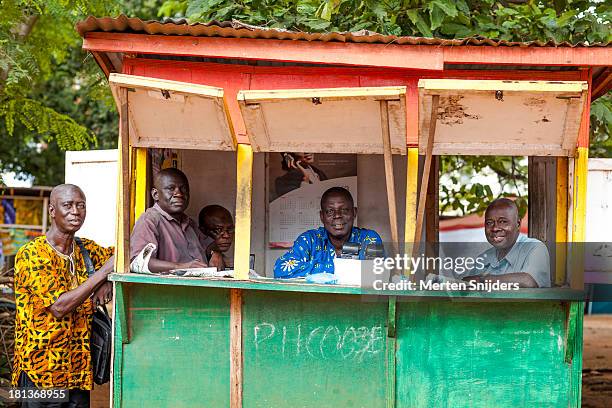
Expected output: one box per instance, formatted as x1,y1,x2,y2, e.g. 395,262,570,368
77,16,611,407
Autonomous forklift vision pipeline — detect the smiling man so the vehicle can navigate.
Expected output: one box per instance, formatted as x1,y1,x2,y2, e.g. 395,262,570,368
13,184,114,406
274,187,382,278
463,198,551,288
130,168,222,273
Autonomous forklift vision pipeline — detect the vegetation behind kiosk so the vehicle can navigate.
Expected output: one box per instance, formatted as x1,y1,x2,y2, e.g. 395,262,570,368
77,16,611,408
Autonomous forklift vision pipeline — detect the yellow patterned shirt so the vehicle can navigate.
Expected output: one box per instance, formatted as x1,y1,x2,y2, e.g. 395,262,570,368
12,236,114,389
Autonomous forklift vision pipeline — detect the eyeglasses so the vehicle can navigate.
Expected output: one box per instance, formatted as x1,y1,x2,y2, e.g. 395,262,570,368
323,208,352,218
209,226,235,237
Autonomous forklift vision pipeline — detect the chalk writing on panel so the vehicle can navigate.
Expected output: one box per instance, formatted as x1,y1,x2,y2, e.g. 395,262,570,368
252,322,384,362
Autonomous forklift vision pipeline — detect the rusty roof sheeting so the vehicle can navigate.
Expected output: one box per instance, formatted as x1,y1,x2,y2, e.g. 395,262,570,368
77,15,611,48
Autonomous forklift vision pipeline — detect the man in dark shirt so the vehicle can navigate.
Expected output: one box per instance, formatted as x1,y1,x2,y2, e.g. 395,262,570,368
130,168,223,272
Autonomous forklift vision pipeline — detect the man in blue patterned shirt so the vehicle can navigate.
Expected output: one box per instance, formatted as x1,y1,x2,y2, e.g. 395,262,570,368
274,187,383,278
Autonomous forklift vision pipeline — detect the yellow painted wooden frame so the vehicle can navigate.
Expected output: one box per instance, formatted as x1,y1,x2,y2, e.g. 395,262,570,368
238,86,407,154
418,79,588,157
108,73,237,151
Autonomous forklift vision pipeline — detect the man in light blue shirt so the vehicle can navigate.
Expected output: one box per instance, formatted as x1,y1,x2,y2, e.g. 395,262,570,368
464,198,551,288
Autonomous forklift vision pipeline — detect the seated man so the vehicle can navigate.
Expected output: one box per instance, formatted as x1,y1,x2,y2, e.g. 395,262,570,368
130,168,223,272
463,198,550,288
274,187,382,278
198,204,235,269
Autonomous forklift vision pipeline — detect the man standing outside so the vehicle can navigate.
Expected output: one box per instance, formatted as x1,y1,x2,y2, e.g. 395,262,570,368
12,184,114,407
274,187,382,278
463,198,550,288
130,168,223,272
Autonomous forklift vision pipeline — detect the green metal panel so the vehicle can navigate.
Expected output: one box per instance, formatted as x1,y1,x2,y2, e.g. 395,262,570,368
395,300,576,408
118,284,231,408
242,290,389,407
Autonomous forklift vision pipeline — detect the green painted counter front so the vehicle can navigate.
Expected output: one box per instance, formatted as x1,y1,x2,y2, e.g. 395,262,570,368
110,275,583,408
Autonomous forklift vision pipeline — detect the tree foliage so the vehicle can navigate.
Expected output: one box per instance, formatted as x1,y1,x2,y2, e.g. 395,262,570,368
160,0,610,216
0,0,163,185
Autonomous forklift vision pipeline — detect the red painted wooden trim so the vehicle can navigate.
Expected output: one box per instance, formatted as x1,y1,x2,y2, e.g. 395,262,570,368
84,32,444,71
84,32,611,69
443,45,611,67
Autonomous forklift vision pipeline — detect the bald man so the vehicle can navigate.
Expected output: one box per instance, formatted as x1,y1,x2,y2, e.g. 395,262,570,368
13,184,114,405
463,198,551,288
130,168,223,273
198,205,235,269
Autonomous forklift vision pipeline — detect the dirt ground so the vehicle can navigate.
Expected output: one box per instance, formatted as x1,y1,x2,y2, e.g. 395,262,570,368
583,314,612,408
84,314,612,408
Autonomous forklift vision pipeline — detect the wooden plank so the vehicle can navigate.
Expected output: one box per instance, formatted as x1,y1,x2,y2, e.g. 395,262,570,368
134,147,148,222
240,86,406,103
111,282,127,408
564,301,579,363
230,288,243,408
115,87,131,274
42,197,48,232
241,290,388,406
234,144,253,280
404,148,419,248
91,50,112,77
120,284,230,406
239,86,407,155
386,295,397,408
108,273,586,300
380,100,399,255
396,301,579,407
570,302,585,407
419,79,587,94
443,44,612,67
83,32,444,71
108,73,236,152
418,79,587,157
109,73,225,98
425,156,439,269
570,147,588,289
413,95,439,258
0,224,43,230
556,158,569,286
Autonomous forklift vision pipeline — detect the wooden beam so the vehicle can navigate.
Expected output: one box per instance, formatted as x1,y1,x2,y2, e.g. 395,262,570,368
556,157,568,286
83,32,443,71
443,45,612,67
591,68,612,101
570,147,588,290
413,95,439,258
91,50,112,77
404,148,419,275
230,288,243,408
380,100,399,255
234,144,253,279
115,87,131,274
134,148,148,222
425,156,439,269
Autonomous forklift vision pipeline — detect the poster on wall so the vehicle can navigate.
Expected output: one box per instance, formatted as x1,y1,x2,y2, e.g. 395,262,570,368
268,152,357,248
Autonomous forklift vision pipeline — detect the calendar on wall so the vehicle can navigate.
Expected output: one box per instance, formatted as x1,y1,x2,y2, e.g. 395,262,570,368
268,153,357,248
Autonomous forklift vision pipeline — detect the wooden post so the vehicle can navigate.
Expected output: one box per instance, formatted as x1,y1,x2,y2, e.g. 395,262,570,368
556,158,569,286
42,196,48,233
404,148,419,271
230,288,243,408
133,147,149,224
234,144,253,279
380,100,399,255
425,156,439,269
115,88,131,274
413,95,439,257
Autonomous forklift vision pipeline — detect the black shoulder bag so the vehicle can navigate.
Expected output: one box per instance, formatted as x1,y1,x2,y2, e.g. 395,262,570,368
75,237,112,385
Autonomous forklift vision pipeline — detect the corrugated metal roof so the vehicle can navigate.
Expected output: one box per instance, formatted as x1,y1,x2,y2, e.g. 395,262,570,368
77,15,611,48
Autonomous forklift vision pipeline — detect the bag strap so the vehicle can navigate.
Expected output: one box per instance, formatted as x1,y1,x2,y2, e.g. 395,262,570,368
75,237,95,277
